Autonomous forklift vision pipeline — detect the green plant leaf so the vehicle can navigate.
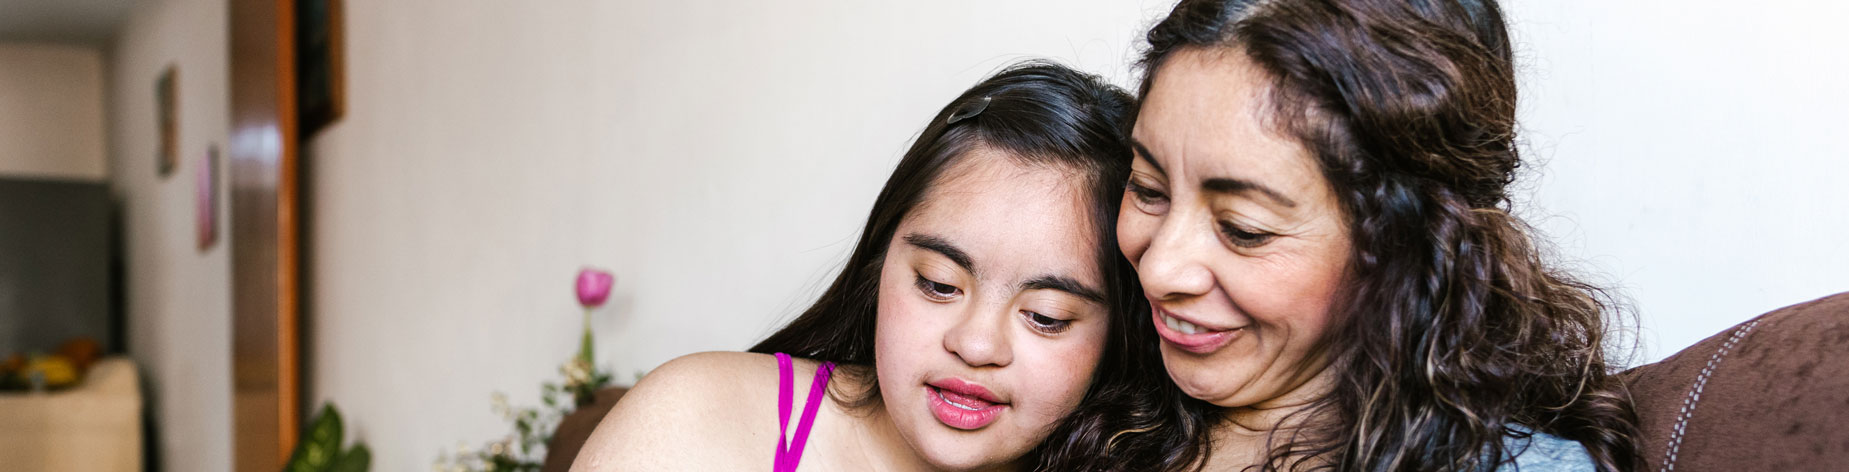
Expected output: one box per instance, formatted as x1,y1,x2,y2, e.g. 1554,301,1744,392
329,444,371,472
285,404,344,472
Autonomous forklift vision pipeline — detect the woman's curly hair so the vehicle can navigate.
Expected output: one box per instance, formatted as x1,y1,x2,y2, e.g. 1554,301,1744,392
1135,0,1641,470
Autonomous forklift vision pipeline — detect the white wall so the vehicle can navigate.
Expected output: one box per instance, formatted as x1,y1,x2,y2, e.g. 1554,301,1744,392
0,43,107,181
1505,0,1849,363
294,1,1849,470
303,1,1172,470
106,0,232,471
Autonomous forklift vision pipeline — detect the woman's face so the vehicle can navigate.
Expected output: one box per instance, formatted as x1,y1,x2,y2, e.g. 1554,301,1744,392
875,148,1111,470
1118,48,1352,409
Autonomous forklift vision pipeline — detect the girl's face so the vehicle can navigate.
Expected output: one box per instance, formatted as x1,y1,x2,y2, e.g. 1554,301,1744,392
1117,49,1353,409
874,147,1111,470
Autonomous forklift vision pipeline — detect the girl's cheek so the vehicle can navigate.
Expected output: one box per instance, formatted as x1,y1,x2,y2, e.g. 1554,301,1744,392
1028,337,1106,415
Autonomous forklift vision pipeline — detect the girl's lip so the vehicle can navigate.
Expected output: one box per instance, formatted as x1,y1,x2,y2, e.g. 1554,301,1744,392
1151,305,1242,354
925,385,1007,430
926,377,1005,404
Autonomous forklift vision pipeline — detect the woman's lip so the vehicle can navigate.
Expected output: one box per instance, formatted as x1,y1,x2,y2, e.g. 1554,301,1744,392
925,385,1007,430
1151,307,1241,354
1151,303,1239,332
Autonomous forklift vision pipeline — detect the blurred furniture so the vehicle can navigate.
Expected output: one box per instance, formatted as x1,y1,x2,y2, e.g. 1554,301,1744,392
0,356,142,472
542,387,629,472
0,177,116,356
1626,291,1849,470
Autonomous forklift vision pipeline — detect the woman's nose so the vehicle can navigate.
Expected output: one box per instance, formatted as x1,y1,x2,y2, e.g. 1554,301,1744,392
1136,215,1216,302
942,303,1014,368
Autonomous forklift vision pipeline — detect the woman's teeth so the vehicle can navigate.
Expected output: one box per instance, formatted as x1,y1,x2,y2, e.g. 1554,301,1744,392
1164,313,1203,335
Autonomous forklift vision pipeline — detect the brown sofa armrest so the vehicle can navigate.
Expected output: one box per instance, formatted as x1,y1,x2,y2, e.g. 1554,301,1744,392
1623,292,1849,471
542,386,629,472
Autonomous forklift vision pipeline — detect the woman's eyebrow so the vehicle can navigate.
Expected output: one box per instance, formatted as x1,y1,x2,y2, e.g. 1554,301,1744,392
1133,136,1299,208
1129,138,1165,175
1203,177,1298,208
904,232,975,275
1021,275,1105,304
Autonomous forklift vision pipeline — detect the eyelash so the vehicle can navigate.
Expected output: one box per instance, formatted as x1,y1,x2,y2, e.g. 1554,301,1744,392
1218,220,1277,248
1023,311,1072,334
914,275,961,301
1125,180,1169,213
1127,179,1277,249
916,275,1074,334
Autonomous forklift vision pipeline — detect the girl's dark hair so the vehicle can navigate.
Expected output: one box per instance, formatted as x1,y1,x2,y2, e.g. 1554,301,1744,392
1136,0,1639,471
749,61,1199,471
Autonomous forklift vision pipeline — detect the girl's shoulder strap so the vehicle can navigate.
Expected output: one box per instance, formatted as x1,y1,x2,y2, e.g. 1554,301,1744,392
772,353,835,472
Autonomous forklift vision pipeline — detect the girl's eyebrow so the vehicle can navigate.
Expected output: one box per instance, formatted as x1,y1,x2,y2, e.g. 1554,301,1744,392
1021,275,1105,304
904,232,974,275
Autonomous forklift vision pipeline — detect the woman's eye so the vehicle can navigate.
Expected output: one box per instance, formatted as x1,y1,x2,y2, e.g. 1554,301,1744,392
1125,181,1170,214
914,275,961,301
1023,311,1072,334
1219,220,1277,248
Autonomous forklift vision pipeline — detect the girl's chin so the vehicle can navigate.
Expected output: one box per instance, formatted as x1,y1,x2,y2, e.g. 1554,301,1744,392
918,449,1014,472
906,427,1024,471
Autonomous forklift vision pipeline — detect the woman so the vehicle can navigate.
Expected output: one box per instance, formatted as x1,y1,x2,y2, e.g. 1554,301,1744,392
573,62,1192,471
1119,0,1639,470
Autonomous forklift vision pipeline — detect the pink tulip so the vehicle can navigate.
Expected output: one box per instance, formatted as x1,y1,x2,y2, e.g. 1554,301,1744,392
576,268,614,308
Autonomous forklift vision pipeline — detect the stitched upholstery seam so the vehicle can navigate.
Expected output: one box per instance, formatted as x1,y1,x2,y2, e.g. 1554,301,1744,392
1659,319,1762,472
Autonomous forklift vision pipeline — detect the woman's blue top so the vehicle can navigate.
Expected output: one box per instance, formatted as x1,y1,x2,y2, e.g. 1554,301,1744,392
1500,429,1595,472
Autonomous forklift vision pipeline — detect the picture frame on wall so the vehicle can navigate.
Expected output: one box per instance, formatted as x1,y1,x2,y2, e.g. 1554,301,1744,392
196,145,218,251
156,65,178,177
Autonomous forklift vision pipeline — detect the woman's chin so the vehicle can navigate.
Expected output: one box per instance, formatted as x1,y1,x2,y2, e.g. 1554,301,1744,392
1160,346,1249,406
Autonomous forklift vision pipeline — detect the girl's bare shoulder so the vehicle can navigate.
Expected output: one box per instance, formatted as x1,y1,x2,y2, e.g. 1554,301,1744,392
570,351,788,470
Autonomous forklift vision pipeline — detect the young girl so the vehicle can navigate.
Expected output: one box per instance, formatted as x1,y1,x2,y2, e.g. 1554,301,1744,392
573,62,1195,471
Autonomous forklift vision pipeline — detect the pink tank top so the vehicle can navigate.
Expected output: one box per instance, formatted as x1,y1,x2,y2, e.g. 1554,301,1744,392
774,352,835,472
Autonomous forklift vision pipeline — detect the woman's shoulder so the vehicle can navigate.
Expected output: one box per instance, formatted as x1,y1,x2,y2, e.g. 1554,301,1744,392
571,351,801,470
1499,429,1596,472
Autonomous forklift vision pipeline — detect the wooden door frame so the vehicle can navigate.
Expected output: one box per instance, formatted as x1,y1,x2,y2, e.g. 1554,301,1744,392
230,0,301,469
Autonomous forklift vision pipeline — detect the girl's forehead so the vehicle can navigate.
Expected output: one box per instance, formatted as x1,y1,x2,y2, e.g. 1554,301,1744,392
899,151,1102,283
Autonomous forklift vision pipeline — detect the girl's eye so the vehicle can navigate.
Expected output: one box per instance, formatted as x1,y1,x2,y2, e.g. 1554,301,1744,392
914,275,962,301
1218,220,1277,248
1125,180,1170,215
1023,311,1072,334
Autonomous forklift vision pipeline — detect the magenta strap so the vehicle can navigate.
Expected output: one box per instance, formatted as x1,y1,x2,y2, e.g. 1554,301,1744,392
773,353,835,472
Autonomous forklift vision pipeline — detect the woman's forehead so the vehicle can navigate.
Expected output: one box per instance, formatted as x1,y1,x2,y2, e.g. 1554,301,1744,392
1135,50,1329,207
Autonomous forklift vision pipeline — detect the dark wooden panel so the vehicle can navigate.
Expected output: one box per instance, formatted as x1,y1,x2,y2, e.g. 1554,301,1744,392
230,0,300,470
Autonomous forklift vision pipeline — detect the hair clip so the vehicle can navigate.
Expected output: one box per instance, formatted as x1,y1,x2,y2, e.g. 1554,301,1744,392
946,96,992,125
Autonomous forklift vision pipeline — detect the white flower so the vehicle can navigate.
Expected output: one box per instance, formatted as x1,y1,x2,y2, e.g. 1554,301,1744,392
490,392,512,420
561,359,590,386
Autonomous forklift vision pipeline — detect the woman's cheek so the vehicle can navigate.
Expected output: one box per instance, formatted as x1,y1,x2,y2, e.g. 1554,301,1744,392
1117,206,1155,264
